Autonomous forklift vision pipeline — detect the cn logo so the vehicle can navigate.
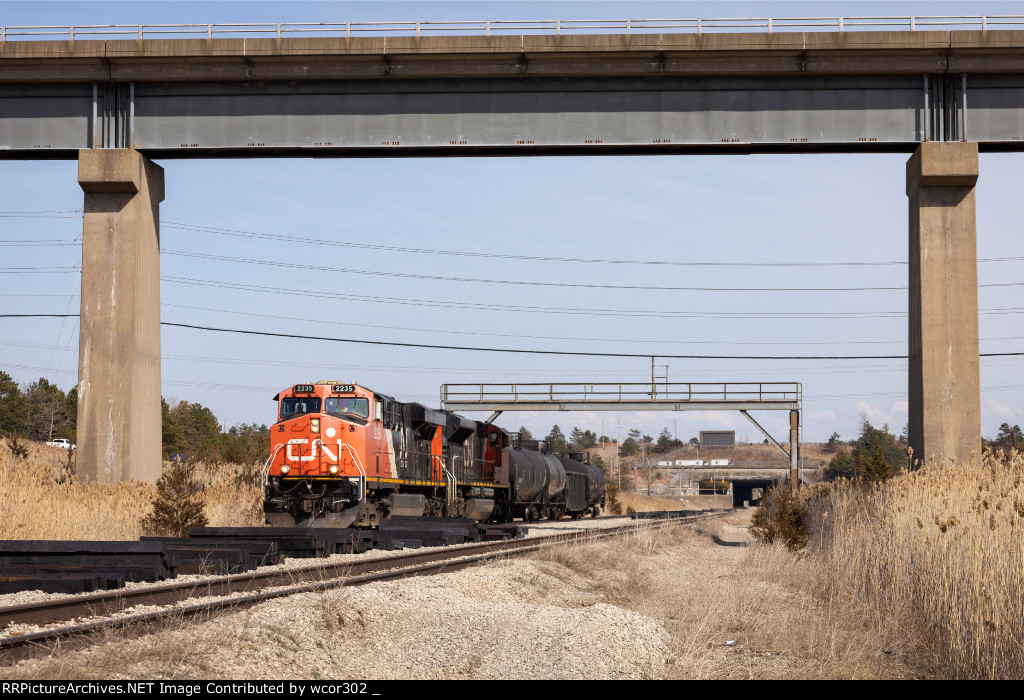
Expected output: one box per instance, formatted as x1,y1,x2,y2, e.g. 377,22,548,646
285,438,341,463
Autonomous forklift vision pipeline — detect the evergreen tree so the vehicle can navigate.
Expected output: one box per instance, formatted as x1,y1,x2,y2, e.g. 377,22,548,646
656,427,682,453
0,371,27,438
569,426,598,449
518,426,533,441
59,386,77,442
161,397,182,459
619,436,638,457
996,423,1024,451
861,443,895,482
824,418,906,481
222,423,271,465
23,378,72,442
544,425,568,455
169,400,223,462
825,431,842,452
141,461,208,537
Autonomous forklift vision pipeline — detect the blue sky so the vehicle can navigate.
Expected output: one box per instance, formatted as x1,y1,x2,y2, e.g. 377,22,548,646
2,0,1024,447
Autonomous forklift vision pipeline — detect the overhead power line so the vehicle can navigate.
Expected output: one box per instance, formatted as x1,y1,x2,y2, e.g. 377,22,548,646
162,248,1024,292
162,248,908,292
162,301,908,346
0,267,79,274
160,320,914,360
3,215,1023,267
162,220,1024,268
163,221,910,268
162,276,907,319
157,322,1024,360
7,314,1024,360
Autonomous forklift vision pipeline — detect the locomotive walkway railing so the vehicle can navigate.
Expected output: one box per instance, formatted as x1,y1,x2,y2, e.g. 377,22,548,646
440,381,801,413
3,16,1024,41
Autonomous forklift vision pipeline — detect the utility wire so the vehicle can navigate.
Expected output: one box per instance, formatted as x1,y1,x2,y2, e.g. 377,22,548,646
163,248,1024,292
0,267,79,273
162,301,907,346
1,211,1022,267
162,249,908,292
158,320,913,359
163,221,908,268
162,277,908,319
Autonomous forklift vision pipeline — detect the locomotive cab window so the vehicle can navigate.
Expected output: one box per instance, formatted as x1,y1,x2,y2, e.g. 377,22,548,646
326,397,370,420
489,431,500,446
279,397,322,419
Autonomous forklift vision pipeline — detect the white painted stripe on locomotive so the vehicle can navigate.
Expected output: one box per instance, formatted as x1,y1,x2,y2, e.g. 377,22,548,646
385,427,398,478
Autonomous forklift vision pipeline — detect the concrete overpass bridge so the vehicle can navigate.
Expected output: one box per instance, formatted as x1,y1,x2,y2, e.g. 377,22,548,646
0,17,1017,481
660,465,823,506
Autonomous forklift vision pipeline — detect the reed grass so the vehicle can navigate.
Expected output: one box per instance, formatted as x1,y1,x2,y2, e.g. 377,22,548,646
0,438,263,540
807,450,1024,679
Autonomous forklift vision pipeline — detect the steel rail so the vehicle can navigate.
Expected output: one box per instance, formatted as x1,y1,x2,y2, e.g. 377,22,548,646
2,16,1024,41
0,512,730,662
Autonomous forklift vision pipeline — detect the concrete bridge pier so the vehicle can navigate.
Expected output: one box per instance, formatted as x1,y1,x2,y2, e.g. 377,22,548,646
76,149,164,484
907,142,981,466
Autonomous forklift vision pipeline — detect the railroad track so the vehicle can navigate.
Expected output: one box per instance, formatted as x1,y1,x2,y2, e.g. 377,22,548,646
0,510,731,663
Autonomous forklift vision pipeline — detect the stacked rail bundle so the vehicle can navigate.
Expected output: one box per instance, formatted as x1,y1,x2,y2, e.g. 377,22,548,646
0,541,179,594
477,523,529,540
378,516,480,548
141,537,282,574
189,528,333,558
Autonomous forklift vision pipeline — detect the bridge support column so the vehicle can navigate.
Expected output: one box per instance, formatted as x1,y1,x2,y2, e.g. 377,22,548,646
907,142,981,466
76,149,164,484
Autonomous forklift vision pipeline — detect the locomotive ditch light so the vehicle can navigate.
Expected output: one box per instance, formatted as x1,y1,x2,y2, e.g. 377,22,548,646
329,465,339,474
280,465,291,475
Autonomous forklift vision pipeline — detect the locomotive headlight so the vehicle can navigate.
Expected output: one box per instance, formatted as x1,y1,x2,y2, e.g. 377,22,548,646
280,465,290,475
310,418,320,433
329,465,339,474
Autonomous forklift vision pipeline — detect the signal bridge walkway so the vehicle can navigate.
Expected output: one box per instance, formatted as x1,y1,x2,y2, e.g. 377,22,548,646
441,381,804,494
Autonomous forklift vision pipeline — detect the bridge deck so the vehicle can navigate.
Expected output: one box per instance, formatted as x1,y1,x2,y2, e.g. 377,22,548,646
2,31,1024,157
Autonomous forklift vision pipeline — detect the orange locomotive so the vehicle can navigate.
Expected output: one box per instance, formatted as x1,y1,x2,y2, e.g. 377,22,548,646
263,380,509,528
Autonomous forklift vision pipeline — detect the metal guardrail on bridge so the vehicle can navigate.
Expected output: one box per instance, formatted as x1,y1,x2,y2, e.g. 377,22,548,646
440,382,802,412
3,16,1024,42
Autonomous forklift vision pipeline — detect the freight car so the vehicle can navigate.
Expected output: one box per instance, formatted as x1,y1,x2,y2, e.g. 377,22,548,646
262,381,605,528
559,452,606,519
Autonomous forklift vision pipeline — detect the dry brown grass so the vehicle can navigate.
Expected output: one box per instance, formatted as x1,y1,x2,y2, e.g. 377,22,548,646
0,438,262,539
805,451,1024,679
4,513,923,680
531,515,921,678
